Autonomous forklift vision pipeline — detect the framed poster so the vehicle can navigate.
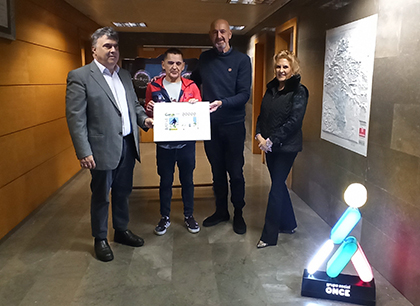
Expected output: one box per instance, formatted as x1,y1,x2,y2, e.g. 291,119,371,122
0,0,15,40
153,102,211,142
320,14,378,157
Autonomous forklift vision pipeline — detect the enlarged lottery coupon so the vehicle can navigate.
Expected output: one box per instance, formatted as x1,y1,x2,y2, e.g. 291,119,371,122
153,102,211,142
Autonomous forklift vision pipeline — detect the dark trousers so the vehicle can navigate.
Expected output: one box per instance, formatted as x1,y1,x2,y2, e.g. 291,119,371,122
260,151,298,245
204,122,245,213
157,143,196,217
90,135,136,240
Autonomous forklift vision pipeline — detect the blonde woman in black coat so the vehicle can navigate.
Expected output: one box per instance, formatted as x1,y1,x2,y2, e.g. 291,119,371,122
255,50,309,248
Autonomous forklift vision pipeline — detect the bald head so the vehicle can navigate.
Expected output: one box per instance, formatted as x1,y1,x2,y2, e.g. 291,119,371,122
210,19,230,30
209,19,232,53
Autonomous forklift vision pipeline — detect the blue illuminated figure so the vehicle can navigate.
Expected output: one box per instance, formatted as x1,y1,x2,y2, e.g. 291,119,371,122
307,183,373,282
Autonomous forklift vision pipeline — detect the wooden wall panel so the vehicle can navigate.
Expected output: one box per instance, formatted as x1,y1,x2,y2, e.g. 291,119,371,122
0,147,80,239
16,0,80,54
0,41,81,85
252,34,266,154
29,0,99,38
0,85,66,136
0,119,73,188
0,0,99,240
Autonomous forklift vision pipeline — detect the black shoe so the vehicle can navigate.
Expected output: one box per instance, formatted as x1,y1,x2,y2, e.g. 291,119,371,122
114,229,144,247
94,239,114,262
202,211,230,227
233,213,246,235
279,228,296,234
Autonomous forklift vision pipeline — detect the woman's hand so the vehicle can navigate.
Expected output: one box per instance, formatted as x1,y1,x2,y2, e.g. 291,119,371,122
256,134,272,153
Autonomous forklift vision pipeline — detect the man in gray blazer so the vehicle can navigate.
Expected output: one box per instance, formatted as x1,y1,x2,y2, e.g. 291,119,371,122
66,27,153,262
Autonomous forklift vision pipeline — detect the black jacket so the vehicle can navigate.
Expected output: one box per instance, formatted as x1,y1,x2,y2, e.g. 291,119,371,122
256,75,309,153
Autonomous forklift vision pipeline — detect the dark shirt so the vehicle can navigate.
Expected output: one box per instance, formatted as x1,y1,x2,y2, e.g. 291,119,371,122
191,48,252,125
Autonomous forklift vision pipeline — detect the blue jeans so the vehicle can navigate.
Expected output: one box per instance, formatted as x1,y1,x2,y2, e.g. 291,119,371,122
260,151,298,245
204,122,245,213
156,143,196,217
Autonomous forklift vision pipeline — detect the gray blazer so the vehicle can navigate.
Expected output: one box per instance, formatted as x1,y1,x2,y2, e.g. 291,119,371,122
66,61,149,170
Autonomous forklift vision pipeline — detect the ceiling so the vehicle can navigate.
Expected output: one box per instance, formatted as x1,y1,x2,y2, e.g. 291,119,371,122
64,0,292,35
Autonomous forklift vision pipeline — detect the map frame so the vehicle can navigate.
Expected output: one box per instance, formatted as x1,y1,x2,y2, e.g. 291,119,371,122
320,14,378,157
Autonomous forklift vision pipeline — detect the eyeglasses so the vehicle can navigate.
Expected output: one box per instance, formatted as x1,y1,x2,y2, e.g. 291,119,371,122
167,61,183,66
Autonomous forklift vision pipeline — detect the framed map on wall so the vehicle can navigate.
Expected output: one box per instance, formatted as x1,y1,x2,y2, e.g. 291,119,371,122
320,14,378,157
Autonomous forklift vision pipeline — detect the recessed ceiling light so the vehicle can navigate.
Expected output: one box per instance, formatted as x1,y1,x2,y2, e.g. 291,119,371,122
227,0,275,4
112,22,147,28
262,27,276,32
230,25,245,31
228,0,253,4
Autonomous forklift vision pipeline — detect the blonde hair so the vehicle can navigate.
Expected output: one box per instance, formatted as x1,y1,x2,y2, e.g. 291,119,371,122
273,50,301,75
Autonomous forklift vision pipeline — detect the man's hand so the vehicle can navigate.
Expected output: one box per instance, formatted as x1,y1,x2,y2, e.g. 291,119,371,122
150,74,164,83
80,155,96,169
209,100,222,113
146,101,154,114
188,98,199,104
144,117,154,128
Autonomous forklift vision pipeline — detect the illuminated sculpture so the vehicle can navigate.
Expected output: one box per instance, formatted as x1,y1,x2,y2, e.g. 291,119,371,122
301,183,376,305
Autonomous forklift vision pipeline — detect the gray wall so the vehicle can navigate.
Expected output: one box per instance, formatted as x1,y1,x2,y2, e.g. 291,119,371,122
248,0,420,304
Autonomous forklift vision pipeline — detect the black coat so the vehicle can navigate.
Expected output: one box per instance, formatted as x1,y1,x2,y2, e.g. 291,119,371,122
256,75,309,153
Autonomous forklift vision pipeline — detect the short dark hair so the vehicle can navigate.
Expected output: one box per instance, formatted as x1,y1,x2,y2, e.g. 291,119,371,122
91,27,119,47
163,48,183,60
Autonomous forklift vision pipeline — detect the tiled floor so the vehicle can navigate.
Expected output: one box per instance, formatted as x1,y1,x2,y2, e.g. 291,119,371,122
0,142,413,306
